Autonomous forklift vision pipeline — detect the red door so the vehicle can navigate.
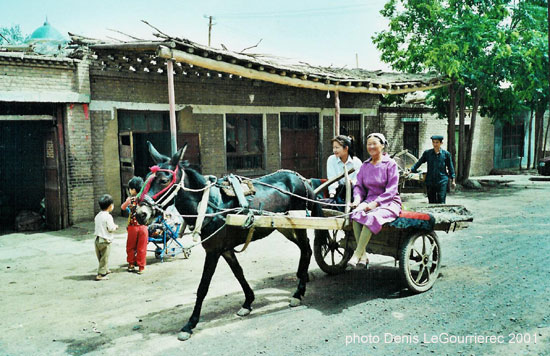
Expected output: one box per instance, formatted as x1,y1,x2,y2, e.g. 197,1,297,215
280,113,319,178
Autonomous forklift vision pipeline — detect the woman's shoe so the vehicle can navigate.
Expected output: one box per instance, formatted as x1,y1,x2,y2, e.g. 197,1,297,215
347,255,359,268
127,264,135,272
357,256,369,268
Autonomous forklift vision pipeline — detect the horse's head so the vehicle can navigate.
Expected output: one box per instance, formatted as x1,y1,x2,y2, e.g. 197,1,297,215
135,141,187,225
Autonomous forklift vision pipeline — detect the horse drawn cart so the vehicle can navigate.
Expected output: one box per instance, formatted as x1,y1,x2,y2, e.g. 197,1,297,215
225,168,473,293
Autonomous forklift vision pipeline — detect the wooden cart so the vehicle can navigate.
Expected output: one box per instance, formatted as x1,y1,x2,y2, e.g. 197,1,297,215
225,167,473,293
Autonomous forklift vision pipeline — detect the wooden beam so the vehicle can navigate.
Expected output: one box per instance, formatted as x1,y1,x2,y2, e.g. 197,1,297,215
0,115,55,121
91,41,175,51
157,46,450,94
226,214,347,230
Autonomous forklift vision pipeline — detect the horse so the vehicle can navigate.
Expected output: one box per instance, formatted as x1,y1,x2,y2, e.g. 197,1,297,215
135,142,324,341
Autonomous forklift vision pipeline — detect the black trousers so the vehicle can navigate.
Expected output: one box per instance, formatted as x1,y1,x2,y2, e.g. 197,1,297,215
426,182,448,204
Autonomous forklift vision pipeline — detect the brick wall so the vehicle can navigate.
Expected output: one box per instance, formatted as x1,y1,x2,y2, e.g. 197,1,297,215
0,59,90,98
380,107,494,176
64,103,94,223
470,116,494,176
1,62,75,92
90,72,376,108
91,110,122,214
265,114,280,172
194,114,225,176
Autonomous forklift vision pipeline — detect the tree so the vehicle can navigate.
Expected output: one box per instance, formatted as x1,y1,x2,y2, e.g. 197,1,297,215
481,0,549,167
373,0,528,182
0,25,26,45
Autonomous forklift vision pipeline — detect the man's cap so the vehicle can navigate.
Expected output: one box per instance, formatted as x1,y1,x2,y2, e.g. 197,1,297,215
431,135,444,141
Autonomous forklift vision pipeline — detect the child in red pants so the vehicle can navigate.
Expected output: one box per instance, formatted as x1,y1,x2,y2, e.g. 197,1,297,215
121,176,148,274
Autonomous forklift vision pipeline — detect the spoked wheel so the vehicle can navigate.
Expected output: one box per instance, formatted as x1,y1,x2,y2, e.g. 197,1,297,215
399,231,441,293
314,229,354,275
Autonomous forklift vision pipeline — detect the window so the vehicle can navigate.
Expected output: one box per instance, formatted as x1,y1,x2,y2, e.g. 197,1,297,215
118,110,169,132
403,122,419,158
226,114,264,170
502,121,524,159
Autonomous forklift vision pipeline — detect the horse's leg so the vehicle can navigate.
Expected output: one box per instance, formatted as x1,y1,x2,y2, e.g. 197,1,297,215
178,251,221,341
222,250,255,316
280,228,312,307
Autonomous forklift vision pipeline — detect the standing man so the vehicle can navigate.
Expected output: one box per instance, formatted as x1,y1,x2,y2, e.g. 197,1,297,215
410,135,456,203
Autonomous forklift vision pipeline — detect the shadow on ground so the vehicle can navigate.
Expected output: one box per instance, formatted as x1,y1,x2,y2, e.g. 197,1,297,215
58,262,419,355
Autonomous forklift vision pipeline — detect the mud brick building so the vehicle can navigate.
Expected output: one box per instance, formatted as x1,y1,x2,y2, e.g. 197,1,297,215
1,22,449,230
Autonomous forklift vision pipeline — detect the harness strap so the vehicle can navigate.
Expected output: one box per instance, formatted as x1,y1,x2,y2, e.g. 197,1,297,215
234,227,255,253
228,174,249,210
191,185,211,242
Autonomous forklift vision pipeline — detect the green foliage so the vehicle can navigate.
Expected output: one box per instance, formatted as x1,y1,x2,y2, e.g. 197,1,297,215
373,0,549,123
0,25,26,45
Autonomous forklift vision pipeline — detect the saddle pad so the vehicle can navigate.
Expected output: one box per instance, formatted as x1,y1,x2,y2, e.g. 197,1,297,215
388,210,435,231
220,180,256,197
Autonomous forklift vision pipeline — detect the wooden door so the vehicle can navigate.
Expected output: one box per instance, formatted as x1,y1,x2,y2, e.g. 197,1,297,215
43,127,63,230
340,114,363,160
281,113,319,178
118,131,134,203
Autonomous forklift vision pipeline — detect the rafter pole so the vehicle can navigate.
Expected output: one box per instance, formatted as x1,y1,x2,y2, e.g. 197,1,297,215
335,91,340,136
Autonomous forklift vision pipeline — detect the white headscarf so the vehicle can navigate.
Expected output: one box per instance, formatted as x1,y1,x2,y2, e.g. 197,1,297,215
367,132,388,146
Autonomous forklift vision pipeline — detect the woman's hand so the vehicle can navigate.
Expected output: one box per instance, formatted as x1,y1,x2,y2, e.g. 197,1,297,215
355,202,369,212
365,201,379,211
350,198,361,209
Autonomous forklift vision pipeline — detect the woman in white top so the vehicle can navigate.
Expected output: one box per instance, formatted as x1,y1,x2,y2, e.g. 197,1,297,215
326,135,363,201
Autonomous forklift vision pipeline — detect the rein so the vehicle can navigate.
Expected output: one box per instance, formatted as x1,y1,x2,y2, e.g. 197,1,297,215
140,164,216,242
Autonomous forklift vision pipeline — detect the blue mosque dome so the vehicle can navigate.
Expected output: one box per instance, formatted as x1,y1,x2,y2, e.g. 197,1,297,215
27,19,68,43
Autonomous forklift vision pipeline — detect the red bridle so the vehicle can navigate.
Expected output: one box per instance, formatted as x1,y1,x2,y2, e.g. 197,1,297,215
138,165,180,203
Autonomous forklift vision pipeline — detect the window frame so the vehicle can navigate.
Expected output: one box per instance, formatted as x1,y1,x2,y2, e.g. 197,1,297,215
225,113,265,172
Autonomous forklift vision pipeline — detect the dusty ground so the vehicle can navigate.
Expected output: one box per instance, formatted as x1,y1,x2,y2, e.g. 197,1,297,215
1,174,549,356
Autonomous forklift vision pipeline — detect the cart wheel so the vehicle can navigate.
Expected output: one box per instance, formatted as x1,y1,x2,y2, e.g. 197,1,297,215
399,231,441,293
314,229,353,275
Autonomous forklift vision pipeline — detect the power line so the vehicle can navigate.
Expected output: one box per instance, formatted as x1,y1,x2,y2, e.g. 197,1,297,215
215,4,375,20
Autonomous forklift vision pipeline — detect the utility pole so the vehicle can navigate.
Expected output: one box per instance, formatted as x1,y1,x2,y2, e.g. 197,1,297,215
208,15,213,46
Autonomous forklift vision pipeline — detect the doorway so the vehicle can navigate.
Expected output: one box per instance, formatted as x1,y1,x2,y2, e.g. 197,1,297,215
281,113,319,178
340,114,363,160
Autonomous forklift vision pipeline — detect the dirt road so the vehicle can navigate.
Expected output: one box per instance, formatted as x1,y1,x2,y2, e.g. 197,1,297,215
1,175,549,356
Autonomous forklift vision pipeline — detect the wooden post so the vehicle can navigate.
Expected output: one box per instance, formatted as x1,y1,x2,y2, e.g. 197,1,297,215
167,60,177,155
335,91,340,136
344,165,351,227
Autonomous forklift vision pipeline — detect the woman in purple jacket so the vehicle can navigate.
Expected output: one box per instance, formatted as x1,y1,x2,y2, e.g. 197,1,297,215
349,133,402,267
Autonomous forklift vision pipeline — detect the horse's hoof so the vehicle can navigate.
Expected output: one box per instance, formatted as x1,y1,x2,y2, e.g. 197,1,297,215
236,307,251,317
289,297,301,307
177,331,192,341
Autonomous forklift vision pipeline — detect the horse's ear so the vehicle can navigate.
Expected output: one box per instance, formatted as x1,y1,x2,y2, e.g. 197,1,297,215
148,141,170,164
170,143,187,167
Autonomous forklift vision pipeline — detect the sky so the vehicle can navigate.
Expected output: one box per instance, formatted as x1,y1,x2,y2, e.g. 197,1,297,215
0,0,392,71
